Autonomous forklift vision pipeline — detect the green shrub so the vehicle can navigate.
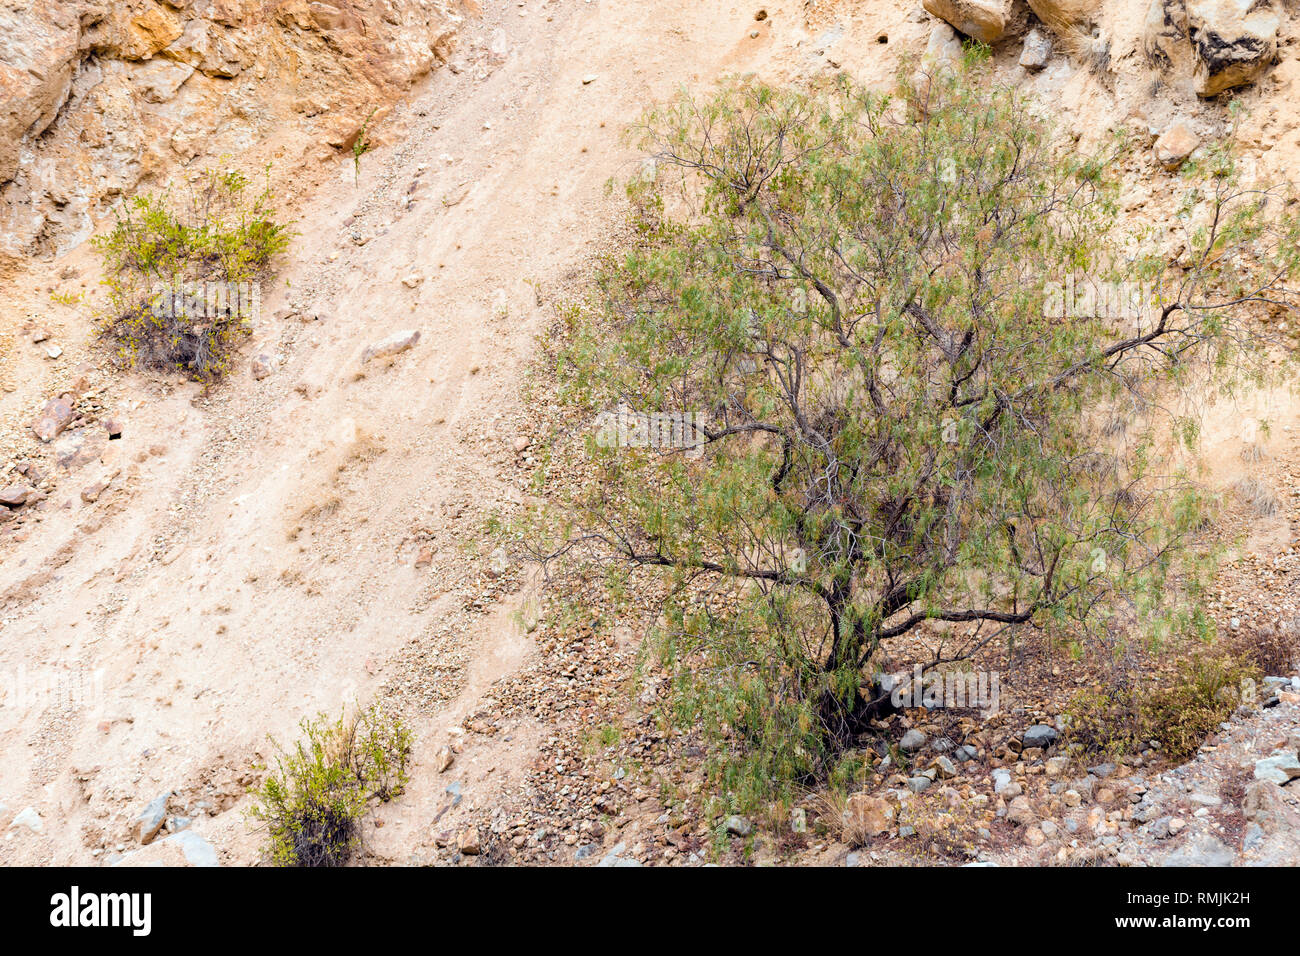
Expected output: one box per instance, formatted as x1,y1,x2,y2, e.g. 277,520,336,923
1065,650,1259,761
532,57,1299,808
251,704,412,867
92,165,291,381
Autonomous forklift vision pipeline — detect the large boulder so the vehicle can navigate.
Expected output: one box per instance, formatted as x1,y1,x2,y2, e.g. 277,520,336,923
1186,0,1281,95
921,0,1013,44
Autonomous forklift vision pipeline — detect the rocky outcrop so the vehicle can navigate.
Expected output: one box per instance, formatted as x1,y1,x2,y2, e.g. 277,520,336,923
0,0,467,261
921,0,1013,43
1144,0,1281,96
1186,0,1281,96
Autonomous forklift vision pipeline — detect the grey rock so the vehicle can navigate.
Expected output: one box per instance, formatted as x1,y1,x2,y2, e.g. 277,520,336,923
955,744,977,763
1161,833,1235,867
900,729,927,753
1254,752,1300,785
1019,28,1051,70
907,776,932,794
361,329,421,364
1022,725,1059,750
724,815,753,837
131,792,173,845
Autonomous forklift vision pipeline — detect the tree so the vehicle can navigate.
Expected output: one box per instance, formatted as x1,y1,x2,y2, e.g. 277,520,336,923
532,55,1299,801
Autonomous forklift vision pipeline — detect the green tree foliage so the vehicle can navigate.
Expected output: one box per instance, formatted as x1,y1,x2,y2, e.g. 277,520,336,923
532,58,1300,805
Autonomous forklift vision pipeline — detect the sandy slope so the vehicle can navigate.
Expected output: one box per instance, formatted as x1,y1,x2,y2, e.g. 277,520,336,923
0,0,821,866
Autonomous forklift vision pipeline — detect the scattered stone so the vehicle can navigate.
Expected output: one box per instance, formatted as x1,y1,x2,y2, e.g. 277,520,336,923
251,354,274,380
791,807,807,833
361,329,421,364
1254,751,1300,784
458,827,481,855
845,794,895,837
1161,832,1234,867
131,792,172,845
1154,122,1198,169
1019,28,1052,70
9,807,43,833
0,485,32,508
1045,755,1071,777
435,745,454,773
31,393,76,442
899,728,927,752
1022,724,1059,749
907,775,932,794
724,814,753,837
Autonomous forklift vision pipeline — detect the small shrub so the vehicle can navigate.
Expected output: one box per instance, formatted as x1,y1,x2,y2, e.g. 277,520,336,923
251,703,412,867
1065,648,1260,761
92,165,291,381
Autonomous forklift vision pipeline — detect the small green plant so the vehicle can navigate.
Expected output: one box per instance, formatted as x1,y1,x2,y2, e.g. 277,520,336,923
92,165,291,381
353,108,378,186
251,703,412,867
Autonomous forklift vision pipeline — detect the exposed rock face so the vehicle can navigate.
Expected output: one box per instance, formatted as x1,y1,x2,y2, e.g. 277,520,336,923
1144,0,1280,96
0,0,466,261
1186,0,1280,96
921,0,1013,43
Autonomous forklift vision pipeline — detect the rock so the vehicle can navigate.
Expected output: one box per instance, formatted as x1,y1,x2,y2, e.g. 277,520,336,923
1088,762,1115,778
1045,755,1071,777
1188,792,1221,807
791,807,807,833
361,329,421,364
923,22,964,68
31,393,76,442
103,418,123,439
167,830,219,867
955,744,977,763
907,775,932,794
1022,725,1059,750
596,841,642,867
1019,29,1052,70
844,794,895,837
1063,788,1082,807
0,485,32,508
1024,824,1046,847
899,728,927,752
921,0,1012,43
1007,795,1036,826
1186,0,1281,96
435,746,454,773
1154,122,1198,169
80,476,113,503
1161,832,1235,866
415,547,434,569
9,806,43,832
251,354,274,380
1151,815,1175,839
457,827,481,855
724,814,753,837
131,792,172,845
1253,751,1300,785
930,755,958,779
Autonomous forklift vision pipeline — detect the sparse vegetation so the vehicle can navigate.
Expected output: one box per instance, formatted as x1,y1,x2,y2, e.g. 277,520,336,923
251,704,412,867
92,165,291,381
